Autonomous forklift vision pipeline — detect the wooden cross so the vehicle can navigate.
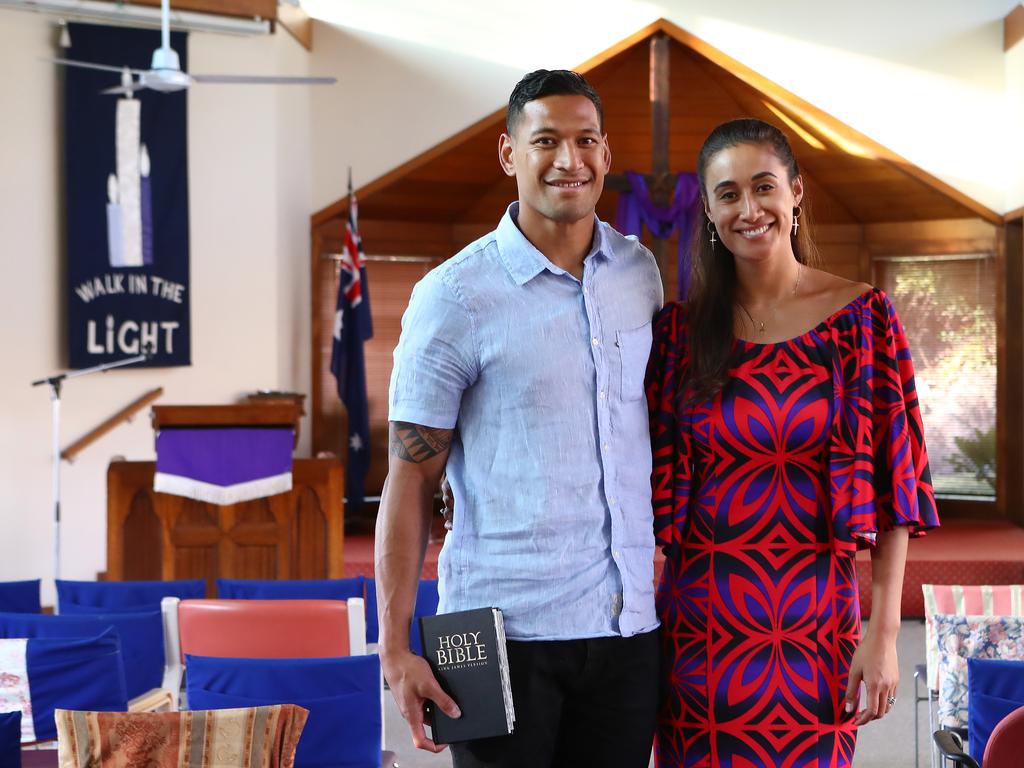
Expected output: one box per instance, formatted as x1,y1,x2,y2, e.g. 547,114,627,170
604,33,675,295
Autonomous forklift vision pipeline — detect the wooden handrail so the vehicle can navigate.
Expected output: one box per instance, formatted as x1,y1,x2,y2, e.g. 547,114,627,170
62,387,164,463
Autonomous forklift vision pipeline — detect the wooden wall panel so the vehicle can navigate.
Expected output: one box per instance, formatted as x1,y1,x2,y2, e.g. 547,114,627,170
864,218,998,256
126,0,276,20
998,220,1023,524
815,223,865,282
292,486,328,578
122,490,162,581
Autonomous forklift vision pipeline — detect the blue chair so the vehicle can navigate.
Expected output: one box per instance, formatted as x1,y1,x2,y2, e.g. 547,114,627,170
216,577,365,601
364,578,438,654
0,580,40,614
0,711,20,767
968,658,1024,763
363,578,379,645
0,629,128,743
56,578,205,613
0,610,163,701
411,579,439,656
186,654,383,768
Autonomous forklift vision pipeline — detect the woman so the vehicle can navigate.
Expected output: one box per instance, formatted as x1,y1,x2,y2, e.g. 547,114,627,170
646,119,939,767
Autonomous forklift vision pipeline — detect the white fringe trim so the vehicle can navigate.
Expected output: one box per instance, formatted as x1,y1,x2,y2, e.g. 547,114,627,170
153,471,293,505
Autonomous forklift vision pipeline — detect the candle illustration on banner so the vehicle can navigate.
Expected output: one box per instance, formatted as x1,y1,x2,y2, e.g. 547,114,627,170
105,96,154,268
106,173,125,267
140,144,153,266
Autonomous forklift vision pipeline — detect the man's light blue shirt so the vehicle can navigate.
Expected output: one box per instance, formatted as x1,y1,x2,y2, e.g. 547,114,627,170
389,203,662,640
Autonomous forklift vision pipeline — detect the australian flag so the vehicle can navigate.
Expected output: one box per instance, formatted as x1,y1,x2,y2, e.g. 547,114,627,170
330,176,373,514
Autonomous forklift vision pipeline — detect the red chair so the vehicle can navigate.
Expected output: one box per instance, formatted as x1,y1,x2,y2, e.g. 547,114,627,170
160,597,366,709
984,705,1024,768
935,705,1024,768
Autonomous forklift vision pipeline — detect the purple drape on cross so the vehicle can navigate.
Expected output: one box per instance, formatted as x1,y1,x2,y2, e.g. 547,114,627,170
614,171,702,300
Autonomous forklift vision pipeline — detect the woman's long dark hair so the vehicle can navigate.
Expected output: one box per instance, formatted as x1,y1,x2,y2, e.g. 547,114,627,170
686,118,820,403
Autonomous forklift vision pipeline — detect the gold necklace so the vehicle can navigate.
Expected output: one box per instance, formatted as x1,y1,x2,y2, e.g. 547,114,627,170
737,264,803,336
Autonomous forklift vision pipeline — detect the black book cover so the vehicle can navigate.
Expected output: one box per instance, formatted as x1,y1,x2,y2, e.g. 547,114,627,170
419,607,515,743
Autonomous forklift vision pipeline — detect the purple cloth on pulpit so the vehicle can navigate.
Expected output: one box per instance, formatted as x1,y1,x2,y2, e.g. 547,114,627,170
615,171,701,300
154,427,293,504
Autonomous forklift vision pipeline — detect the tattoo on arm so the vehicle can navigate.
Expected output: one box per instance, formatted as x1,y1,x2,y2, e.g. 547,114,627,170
389,422,453,463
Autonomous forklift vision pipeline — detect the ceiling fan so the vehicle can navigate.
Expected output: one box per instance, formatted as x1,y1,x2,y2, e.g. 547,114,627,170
51,0,335,94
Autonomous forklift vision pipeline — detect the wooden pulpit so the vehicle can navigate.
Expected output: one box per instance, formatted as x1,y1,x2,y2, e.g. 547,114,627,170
106,404,344,593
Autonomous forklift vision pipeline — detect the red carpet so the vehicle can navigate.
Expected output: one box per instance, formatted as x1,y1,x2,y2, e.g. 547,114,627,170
345,519,1024,619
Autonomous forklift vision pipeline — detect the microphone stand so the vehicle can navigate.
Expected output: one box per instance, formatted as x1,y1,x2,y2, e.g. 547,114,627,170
31,354,148,583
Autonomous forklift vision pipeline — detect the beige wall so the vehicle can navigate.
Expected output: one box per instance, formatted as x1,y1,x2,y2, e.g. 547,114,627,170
1007,32,1024,213
0,11,314,599
307,0,1020,215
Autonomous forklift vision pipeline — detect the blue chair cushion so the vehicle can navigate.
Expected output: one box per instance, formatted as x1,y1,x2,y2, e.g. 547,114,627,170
0,711,20,767
409,580,439,656
0,610,162,700
0,580,41,614
967,658,1024,762
25,629,128,741
363,578,438,653
56,578,205,613
216,577,364,601
186,654,381,768
363,579,378,645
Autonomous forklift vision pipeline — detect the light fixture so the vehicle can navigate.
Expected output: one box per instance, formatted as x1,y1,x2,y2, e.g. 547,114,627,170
1,0,271,36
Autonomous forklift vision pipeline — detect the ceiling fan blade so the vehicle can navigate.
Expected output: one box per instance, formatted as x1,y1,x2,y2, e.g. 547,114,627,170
100,84,147,96
50,57,146,76
190,74,337,85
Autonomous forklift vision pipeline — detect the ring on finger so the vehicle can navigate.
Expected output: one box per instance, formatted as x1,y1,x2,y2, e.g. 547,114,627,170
886,695,897,708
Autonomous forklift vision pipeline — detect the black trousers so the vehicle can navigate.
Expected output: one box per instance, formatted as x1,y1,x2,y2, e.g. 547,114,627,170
449,628,659,768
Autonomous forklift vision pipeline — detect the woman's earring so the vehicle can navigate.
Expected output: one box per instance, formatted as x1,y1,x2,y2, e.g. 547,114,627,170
792,205,802,236
706,219,717,247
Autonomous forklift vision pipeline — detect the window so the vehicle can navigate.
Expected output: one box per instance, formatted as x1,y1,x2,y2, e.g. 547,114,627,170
873,254,997,499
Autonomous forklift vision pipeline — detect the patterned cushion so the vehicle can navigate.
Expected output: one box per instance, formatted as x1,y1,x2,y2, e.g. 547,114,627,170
922,584,1024,690
55,705,308,768
934,613,1024,728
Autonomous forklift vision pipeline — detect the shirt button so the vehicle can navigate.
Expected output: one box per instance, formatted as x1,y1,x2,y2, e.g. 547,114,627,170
613,550,621,558
592,337,600,346
602,442,609,450
609,497,617,505
598,390,606,400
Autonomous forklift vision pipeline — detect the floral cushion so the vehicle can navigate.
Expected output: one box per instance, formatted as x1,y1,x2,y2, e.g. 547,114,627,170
934,613,1024,727
922,584,1024,691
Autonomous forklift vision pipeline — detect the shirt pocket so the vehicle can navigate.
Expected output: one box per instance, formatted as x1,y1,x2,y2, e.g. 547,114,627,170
615,321,653,402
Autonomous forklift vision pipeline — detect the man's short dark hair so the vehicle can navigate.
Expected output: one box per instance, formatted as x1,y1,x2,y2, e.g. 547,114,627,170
506,69,604,135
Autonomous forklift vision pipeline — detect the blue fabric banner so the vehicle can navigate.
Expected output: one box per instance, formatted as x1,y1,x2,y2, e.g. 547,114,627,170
65,23,190,368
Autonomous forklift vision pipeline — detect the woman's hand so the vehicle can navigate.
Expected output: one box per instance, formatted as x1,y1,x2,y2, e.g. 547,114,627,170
843,628,899,726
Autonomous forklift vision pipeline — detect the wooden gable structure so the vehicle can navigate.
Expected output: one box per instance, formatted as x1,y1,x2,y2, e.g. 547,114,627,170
310,18,1011,520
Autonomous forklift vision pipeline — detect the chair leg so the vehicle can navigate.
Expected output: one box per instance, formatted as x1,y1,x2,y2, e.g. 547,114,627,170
914,671,920,768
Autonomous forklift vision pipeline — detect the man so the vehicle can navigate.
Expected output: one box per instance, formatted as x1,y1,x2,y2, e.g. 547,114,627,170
375,69,663,768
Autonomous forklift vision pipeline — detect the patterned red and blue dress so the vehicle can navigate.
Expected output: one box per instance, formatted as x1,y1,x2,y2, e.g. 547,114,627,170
646,288,939,768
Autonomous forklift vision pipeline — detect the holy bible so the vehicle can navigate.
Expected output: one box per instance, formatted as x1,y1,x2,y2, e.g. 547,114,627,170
419,607,515,743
